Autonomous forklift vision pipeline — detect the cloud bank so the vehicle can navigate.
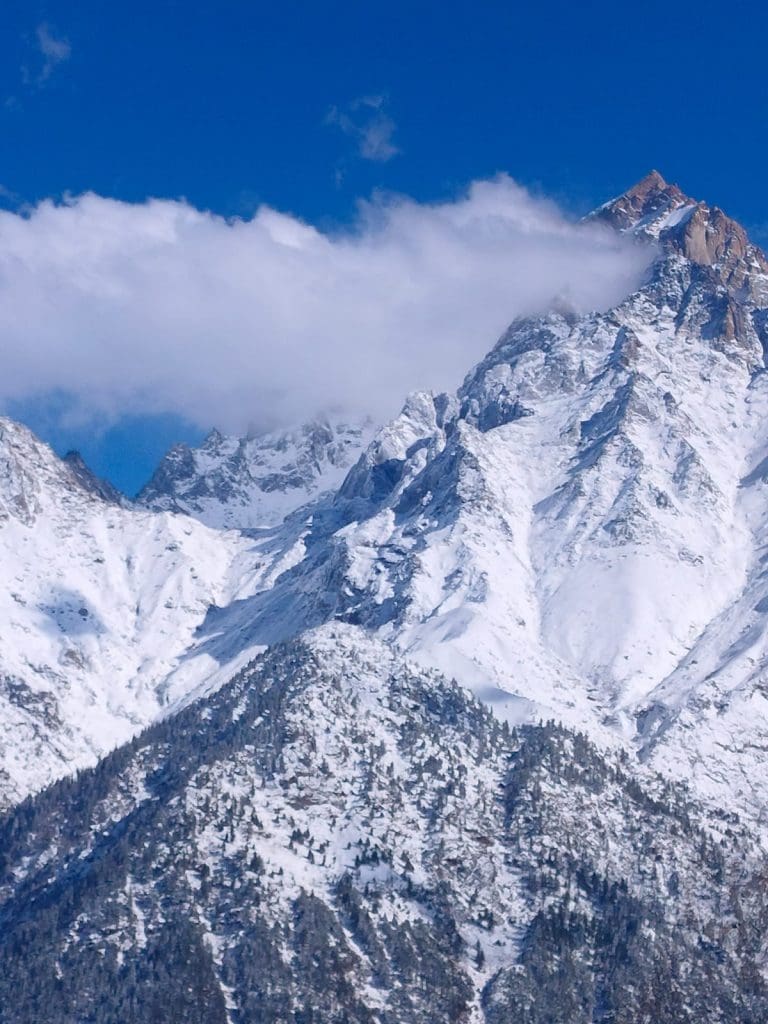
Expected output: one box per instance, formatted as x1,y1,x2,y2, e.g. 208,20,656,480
0,177,652,434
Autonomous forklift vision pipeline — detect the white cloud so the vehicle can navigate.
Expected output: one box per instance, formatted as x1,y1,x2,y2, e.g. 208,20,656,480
327,95,400,163
22,23,71,86
0,177,652,434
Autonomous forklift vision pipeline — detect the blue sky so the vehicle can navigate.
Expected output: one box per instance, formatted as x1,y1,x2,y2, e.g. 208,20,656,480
1,0,767,493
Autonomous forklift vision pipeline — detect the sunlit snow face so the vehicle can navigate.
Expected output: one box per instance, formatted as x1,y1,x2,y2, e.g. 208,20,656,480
0,177,652,435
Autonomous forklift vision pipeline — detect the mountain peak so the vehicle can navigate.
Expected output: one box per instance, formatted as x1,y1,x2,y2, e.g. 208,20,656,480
593,172,768,293
593,170,688,234
202,427,225,448
624,168,671,197
139,416,376,530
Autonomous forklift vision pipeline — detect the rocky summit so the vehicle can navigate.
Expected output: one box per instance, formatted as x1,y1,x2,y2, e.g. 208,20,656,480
3,173,768,1022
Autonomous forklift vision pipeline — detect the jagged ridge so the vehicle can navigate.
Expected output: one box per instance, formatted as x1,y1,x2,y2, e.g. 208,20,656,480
138,417,375,530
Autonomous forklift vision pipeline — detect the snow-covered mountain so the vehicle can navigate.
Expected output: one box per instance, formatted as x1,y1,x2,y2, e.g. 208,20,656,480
167,171,768,826
1,626,766,1023
0,417,261,808
5,171,768,827
4,170,768,1020
138,417,374,530
0,414,377,809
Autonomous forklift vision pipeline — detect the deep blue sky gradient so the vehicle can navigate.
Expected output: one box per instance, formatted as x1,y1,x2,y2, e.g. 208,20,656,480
2,0,767,492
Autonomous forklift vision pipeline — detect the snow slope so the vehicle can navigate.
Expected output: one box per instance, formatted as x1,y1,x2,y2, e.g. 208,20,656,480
0,417,261,807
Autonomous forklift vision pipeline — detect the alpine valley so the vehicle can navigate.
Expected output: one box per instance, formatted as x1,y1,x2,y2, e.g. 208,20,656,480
3,172,768,1022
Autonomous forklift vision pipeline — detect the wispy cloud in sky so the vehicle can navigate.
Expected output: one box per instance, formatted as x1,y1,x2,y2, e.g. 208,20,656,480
327,95,400,162
22,23,71,87
0,178,652,435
